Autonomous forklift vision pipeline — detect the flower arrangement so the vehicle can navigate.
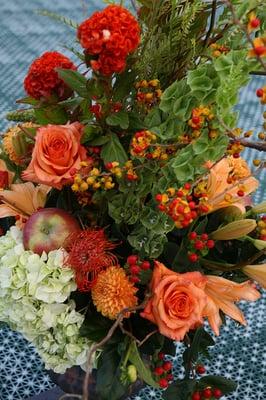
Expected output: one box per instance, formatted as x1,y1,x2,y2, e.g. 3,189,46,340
0,1,266,399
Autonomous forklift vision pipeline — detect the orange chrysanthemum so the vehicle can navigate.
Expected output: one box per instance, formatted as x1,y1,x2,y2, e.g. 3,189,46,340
91,266,138,320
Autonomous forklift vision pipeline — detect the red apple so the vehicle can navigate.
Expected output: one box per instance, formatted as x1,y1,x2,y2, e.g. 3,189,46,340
23,208,81,255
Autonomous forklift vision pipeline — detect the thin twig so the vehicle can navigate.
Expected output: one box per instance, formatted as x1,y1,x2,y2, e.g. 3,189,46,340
203,0,217,47
223,0,266,72
18,124,36,140
82,299,149,400
138,329,158,347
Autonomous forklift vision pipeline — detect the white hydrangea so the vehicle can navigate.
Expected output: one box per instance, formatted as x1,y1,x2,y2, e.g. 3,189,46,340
0,226,93,373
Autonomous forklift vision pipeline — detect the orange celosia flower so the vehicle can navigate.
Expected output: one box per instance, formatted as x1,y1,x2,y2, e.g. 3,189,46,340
91,266,138,320
0,182,50,227
242,264,266,289
248,37,266,58
199,157,258,213
204,275,260,336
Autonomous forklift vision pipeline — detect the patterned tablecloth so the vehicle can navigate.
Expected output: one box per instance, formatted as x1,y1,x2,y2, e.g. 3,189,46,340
0,1,265,399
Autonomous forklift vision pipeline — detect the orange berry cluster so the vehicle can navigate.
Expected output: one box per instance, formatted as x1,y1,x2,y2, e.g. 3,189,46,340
256,86,266,104
257,216,266,241
72,163,115,193
130,130,170,161
187,232,215,263
135,79,162,107
187,106,215,139
227,140,244,158
155,185,202,229
126,254,151,284
106,160,138,181
152,352,173,389
210,43,230,58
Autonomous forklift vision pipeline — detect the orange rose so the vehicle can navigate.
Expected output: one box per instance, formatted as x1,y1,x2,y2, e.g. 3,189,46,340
22,122,87,189
141,262,208,341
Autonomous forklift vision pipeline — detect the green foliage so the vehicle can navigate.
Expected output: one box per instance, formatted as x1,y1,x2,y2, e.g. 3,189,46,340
6,109,36,122
198,375,237,394
56,69,89,98
96,346,127,400
101,133,128,164
108,193,141,225
79,314,113,342
36,9,78,29
34,104,68,124
106,111,130,129
163,379,196,400
128,223,168,258
183,327,215,376
128,341,159,388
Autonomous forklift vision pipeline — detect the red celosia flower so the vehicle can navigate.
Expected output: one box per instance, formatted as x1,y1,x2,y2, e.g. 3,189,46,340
65,229,118,291
24,51,76,99
77,5,140,75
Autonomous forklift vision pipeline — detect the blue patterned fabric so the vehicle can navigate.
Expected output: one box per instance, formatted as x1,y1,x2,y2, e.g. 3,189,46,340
0,1,265,399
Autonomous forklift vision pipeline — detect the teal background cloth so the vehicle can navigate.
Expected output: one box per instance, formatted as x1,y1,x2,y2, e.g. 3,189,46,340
0,1,265,399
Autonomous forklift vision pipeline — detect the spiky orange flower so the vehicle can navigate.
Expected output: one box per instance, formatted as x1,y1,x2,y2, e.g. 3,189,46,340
91,266,138,320
3,123,36,165
65,229,117,292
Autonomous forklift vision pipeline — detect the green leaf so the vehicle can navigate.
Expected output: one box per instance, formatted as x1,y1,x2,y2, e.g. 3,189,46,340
128,341,159,388
101,133,128,164
163,379,196,400
88,136,110,146
79,314,112,341
34,105,68,124
81,125,102,144
16,96,39,105
113,69,136,101
96,347,126,400
106,111,129,130
57,69,89,98
144,107,162,129
198,376,237,395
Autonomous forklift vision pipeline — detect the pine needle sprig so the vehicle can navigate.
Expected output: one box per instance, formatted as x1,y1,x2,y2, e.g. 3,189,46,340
36,10,78,29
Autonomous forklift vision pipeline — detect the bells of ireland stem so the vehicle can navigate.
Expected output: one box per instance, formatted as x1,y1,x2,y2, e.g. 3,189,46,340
210,219,257,240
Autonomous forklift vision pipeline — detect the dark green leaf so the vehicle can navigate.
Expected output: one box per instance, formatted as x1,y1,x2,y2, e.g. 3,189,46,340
198,376,237,395
57,69,89,98
96,347,126,400
81,125,102,144
106,111,129,130
34,105,68,124
88,136,110,146
16,96,39,105
128,341,159,388
80,314,112,341
163,379,196,400
101,133,128,164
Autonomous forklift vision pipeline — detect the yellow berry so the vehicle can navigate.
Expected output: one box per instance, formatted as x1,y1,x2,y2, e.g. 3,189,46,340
105,181,115,190
258,220,265,228
86,176,95,185
93,182,101,190
161,194,169,204
155,89,162,97
261,229,266,235
244,130,253,138
80,182,89,192
74,175,82,184
91,168,100,176
213,50,221,57
258,132,265,140
149,79,160,87
145,93,154,101
71,183,79,192
80,161,88,167
253,159,261,166
167,188,176,196
141,80,148,88
112,161,119,168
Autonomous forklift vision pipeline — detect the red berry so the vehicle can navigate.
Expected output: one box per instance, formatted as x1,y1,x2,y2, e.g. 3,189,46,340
192,116,200,124
177,205,185,214
187,195,193,202
176,190,184,197
194,240,204,250
189,232,198,240
135,131,145,139
93,146,101,154
181,219,190,228
251,18,260,28
188,253,198,263
105,162,113,170
262,215,266,221
130,265,141,275
206,239,215,249
15,215,20,221
202,388,212,399
184,183,191,190
191,210,198,219
200,205,209,213
166,373,173,381
254,46,266,56
127,255,138,265
237,189,245,197
196,364,206,374
260,235,266,241
141,261,151,270
201,233,208,241
256,88,264,97
189,201,196,209
159,378,169,389
158,352,165,360
163,361,172,371
233,152,240,158
154,366,164,376
158,204,166,211
213,388,222,398
155,194,163,202
192,392,201,400
130,276,140,284
184,212,192,221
